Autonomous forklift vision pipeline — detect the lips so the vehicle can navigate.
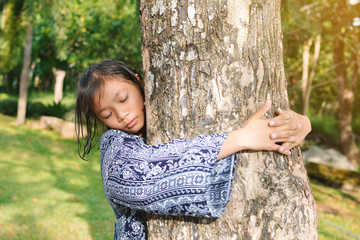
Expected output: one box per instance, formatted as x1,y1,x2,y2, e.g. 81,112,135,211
127,118,137,128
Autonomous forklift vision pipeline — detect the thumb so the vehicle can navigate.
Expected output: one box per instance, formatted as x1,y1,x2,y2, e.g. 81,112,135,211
252,100,271,119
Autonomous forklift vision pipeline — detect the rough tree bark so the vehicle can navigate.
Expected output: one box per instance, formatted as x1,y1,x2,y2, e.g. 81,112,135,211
140,0,317,239
16,23,33,125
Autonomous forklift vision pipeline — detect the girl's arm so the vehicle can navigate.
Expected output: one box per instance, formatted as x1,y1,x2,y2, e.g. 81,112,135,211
101,130,235,220
217,100,311,160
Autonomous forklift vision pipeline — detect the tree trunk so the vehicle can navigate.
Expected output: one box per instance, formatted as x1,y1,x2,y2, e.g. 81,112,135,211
52,68,66,104
16,23,33,125
2,73,8,89
301,39,311,115
140,0,318,239
301,34,321,116
334,33,359,167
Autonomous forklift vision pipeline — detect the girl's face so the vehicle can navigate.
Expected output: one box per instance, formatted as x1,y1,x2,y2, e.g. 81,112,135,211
93,77,145,135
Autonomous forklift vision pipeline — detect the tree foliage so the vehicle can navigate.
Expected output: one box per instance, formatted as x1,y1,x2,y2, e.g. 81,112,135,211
54,0,141,72
0,0,26,73
0,0,142,93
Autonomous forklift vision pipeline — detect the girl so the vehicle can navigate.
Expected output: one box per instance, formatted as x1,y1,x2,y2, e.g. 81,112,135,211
75,59,311,240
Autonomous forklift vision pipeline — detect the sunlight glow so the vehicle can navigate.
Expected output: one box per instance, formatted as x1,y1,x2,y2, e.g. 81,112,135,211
349,0,360,5
353,17,360,26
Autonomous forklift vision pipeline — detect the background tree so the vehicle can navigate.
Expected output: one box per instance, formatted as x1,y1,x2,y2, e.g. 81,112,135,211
331,0,360,167
282,0,325,115
140,0,317,239
13,0,33,125
15,0,56,125
16,21,33,125
282,0,360,167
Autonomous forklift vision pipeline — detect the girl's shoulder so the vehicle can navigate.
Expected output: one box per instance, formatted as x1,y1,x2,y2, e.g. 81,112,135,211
101,128,144,142
101,129,135,141
100,129,144,152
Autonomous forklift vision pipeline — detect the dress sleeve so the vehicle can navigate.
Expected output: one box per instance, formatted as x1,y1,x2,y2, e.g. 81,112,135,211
101,130,236,219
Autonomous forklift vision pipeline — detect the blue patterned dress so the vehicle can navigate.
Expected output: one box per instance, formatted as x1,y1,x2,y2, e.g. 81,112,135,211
100,129,236,240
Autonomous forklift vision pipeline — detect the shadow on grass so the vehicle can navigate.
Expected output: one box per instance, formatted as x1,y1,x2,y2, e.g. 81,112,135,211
0,116,113,240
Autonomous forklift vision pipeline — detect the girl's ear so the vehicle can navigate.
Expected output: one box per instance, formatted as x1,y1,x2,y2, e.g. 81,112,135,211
136,74,144,89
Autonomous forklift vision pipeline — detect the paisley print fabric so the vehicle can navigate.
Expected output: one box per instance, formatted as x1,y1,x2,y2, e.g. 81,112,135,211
100,129,236,240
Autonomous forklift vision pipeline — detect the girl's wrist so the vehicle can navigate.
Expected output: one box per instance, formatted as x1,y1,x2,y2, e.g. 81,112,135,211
230,128,248,152
217,129,246,160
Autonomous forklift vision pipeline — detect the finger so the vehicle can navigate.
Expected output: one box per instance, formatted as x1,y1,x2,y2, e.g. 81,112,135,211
278,142,292,155
270,122,300,133
288,142,298,150
288,136,300,149
278,136,299,154
283,145,295,155
277,112,293,120
270,130,298,141
285,136,298,144
269,143,282,152
276,108,294,117
272,135,298,145
269,118,290,127
269,113,294,126
252,100,271,119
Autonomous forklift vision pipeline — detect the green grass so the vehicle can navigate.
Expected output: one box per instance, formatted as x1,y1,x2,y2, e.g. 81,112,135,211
0,114,359,239
311,179,360,240
0,114,114,240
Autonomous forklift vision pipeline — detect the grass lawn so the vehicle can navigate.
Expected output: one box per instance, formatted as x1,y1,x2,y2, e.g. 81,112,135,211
0,114,114,240
0,114,359,239
312,179,360,240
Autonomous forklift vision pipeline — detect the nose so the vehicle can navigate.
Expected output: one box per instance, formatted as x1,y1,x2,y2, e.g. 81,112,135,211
118,111,129,121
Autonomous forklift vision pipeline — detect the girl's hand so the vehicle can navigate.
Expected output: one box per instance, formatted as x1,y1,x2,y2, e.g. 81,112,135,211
268,108,312,155
238,100,288,153
217,100,280,159
217,101,311,160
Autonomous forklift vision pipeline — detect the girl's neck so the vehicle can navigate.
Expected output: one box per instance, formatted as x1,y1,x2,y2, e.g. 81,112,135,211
137,126,146,139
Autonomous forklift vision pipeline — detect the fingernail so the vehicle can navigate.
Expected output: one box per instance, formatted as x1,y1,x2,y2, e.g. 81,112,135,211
288,150,291,155
279,147,284,152
265,100,271,106
271,133,277,139
269,121,274,126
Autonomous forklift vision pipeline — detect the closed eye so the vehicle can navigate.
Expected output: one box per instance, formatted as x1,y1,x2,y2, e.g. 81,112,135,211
104,112,112,119
120,96,128,103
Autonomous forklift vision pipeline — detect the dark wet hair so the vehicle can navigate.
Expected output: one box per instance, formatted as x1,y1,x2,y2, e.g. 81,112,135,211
75,59,144,160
